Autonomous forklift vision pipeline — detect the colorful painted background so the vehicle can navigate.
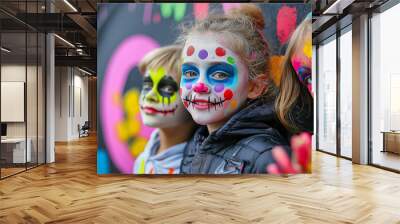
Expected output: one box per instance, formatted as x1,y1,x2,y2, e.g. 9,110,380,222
97,3,311,174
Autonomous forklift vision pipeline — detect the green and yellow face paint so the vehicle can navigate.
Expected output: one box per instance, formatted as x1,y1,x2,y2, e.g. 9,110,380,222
142,67,179,105
139,67,190,128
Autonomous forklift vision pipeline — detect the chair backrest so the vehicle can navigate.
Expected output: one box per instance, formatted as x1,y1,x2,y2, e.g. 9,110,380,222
82,121,90,129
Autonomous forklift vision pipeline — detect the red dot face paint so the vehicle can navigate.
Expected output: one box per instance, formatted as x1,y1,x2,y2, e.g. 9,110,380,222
224,89,233,100
215,47,226,57
181,35,251,126
187,46,195,56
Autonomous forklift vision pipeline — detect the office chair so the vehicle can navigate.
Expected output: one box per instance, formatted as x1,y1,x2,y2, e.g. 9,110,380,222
79,121,90,138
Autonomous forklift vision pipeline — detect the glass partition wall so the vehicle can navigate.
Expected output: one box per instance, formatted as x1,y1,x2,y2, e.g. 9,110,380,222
315,0,400,172
339,27,352,159
316,26,353,159
0,1,46,179
370,3,400,172
317,35,337,155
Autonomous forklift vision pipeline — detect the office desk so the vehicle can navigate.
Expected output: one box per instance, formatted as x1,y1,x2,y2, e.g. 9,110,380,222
381,131,400,155
1,138,31,163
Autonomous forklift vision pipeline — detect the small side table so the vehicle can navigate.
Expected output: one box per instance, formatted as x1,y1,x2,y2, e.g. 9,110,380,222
0,138,32,164
381,131,400,155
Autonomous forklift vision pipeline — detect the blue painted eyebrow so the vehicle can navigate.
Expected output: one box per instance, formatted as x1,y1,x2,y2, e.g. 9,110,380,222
182,63,200,75
207,62,235,76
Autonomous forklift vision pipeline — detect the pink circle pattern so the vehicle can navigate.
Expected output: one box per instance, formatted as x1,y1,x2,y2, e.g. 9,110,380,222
101,35,159,173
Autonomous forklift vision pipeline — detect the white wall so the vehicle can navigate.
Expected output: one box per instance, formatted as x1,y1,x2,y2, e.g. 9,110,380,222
1,65,26,139
1,63,46,163
1,65,40,138
55,67,69,141
54,67,89,141
72,72,89,138
1,65,26,81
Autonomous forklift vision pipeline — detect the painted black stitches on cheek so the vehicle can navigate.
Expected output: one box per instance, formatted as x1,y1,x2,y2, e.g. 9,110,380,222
214,98,217,111
183,94,226,110
208,96,211,111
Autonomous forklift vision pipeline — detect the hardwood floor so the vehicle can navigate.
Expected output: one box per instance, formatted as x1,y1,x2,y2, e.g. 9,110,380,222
0,135,399,223
372,150,400,171
0,167,26,178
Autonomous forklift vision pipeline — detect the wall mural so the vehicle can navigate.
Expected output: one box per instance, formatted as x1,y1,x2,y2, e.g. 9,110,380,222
98,3,312,174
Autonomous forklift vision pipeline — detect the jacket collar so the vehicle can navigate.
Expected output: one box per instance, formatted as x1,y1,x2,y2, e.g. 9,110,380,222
196,98,281,149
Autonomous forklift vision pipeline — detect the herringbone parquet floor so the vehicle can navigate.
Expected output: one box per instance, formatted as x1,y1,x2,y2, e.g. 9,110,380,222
1,135,400,224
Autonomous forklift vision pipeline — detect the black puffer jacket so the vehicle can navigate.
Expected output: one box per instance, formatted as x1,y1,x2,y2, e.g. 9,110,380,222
180,99,292,174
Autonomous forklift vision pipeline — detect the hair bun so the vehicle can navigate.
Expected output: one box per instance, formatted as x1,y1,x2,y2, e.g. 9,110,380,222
227,3,265,30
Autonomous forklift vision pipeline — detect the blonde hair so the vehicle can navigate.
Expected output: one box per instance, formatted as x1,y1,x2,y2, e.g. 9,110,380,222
178,3,270,81
138,45,182,81
275,16,313,132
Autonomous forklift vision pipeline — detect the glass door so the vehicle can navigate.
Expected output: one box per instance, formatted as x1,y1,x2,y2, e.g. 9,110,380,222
0,0,47,179
1,30,28,178
339,27,352,159
317,36,337,155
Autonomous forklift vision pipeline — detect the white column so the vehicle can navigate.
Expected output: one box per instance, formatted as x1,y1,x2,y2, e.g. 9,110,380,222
46,33,55,163
352,14,369,164
45,1,55,163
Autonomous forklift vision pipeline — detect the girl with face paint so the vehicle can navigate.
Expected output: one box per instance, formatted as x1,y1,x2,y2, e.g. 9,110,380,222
178,4,313,174
275,14,314,137
284,14,313,94
268,14,314,174
133,45,196,174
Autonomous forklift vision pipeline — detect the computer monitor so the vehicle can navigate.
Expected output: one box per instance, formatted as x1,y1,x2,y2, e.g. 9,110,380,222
1,123,7,137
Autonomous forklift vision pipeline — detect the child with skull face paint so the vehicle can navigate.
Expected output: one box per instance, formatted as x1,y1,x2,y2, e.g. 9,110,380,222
133,45,197,174
179,4,313,174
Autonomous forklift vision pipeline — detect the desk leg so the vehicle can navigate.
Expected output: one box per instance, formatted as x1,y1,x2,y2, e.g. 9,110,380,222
382,133,386,153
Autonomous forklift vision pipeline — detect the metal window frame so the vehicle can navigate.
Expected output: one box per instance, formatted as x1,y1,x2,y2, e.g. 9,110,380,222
315,20,353,162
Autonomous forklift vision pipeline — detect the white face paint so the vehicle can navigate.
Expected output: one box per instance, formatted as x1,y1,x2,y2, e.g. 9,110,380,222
139,67,190,128
180,34,249,125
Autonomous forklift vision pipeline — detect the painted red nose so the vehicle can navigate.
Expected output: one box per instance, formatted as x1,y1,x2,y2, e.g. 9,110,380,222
193,82,209,93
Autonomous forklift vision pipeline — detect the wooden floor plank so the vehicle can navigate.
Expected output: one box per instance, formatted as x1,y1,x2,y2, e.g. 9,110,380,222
0,135,399,223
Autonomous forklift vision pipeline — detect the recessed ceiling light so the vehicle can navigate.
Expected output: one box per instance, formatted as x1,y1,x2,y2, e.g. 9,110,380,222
78,67,93,76
63,0,78,12
54,34,75,48
323,0,345,15
1,47,11,53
